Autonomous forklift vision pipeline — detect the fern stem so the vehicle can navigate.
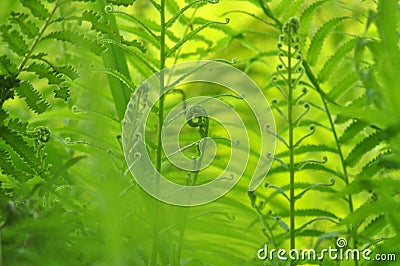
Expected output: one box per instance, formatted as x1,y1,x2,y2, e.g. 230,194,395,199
150,0,166,265
18,1,59,72
286,30,296,264
259,5,358,261
303,61,357,265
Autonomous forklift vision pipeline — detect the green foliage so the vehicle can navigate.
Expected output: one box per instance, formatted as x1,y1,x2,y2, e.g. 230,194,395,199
0,0,399,265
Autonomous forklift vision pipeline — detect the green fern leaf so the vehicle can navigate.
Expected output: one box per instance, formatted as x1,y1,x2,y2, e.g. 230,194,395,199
334,95,369,123
277,144,337,157
25,62,65,85
307,17,349,66
106,0,135,6
9,12,40,39
300,163,342,178
166,0,217,28
44,30,105,55
7,118,29,135
0,126,41,173
299,0,328,43
339,119,369,144
192,17,235,35
360,215,387,238
0,148,16,178
121,39,147,53
96,67,135,91
345,130,387,167
268,163,341,178
282,0,305,22
296,229,325,238
81,10,113,35
282,209,338,219
342,200,400,225
54,65,79,81
0,55,18,75
0,148,31,182
31,52,48,59
318,38,358,83
0,25,29,56
327,72,359,100
356,156,381,179
20,0,50,20
53,86,70,102
166,18,230,58
14,81,50,114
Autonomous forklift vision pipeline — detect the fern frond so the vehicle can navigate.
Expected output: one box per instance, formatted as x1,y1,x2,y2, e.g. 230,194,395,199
276,144,337,158
24,62,65,85
0,148,17,178
345,130,387,168
307,17,349,66
0,55,18,75
342,199,400,225
53,86,70,102
121,39,147,53
166,18,230,58
295,229,325,238
298,0,328,47
0,126,41,173
20,0,49,20
54,65,79,81
90,66,135,92
327,72,359,100
106,0,135,6
166,0,218,28
0,25,29,56
7,118,28,135
14,81,50,114
267,183,336,201
44,30,105,55
339,119,368,144
81,10,113,35
9,12,40,39
318,38,358,83
101,39,156,73
360,215,387,239
282,209,338,219
105,6,158,41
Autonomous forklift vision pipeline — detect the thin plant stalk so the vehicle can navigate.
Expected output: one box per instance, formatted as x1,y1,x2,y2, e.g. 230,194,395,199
150,0,167,265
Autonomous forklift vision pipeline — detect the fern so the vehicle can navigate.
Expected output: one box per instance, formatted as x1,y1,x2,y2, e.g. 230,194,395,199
239,2,390,264
20,0,50,20
318,38,358,83
307,16,349,66
0,25,30,56
0,126,41,173
14,81,50,114
0,1,110,263
9,12,40,38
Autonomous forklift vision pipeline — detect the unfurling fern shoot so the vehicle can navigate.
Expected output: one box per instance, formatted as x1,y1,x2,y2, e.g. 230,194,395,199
268,18,335,263
277,17,304,256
